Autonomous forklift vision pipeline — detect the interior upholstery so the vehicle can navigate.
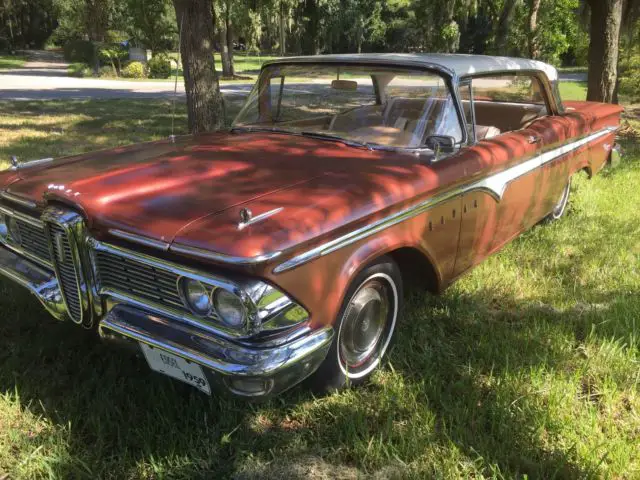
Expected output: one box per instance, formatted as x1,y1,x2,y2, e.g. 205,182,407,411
471,101,545,133
476,125,501,140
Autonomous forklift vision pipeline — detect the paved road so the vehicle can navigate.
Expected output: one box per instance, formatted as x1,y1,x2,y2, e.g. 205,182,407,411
0,50,586,101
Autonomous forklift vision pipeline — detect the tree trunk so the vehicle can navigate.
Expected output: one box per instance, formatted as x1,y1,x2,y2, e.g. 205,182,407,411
173,0,226,133
586,0,623,103
279,0,286,56
219,0,234,78
301,0,319,55
528,0,541,59
495,0,518,54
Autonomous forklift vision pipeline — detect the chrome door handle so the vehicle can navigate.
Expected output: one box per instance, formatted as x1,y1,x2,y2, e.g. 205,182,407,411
528,135,542,144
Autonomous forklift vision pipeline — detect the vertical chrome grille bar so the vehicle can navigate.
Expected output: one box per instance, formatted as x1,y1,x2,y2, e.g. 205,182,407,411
42,207,95,327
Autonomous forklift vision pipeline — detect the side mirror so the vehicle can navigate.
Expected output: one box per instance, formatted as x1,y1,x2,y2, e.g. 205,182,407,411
425,135,456,153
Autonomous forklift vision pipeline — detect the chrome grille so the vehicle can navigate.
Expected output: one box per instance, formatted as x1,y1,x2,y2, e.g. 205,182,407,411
14,219,51,264
95,249,185,310
48,223,83,322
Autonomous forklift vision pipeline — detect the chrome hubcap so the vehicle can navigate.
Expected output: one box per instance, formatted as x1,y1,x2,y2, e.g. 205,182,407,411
552,180,571,218
339,279,390,370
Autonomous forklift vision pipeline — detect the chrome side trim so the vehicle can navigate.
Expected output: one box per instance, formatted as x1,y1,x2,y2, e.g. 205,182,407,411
0,191,37,209
237,207,284,231
169,243,282,265
274,127,616,273
108,229,170,251
10,157,54,171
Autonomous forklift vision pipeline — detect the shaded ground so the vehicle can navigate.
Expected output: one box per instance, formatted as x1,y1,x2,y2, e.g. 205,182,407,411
0,91,637,479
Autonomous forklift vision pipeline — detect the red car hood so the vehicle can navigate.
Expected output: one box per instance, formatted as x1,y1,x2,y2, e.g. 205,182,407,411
3,132,418,250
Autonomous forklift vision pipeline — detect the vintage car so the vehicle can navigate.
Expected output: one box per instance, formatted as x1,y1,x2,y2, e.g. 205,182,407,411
0,54,623,398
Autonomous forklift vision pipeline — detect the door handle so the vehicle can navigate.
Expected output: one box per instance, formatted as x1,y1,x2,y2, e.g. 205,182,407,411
528,135,542,144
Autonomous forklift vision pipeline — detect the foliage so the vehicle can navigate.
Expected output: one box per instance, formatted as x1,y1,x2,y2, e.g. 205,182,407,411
148,54,172,78
120,60,148,78
67,62,92,77
97,65,116,78
62,39,96,64
96,43,128,74
125,0,176,52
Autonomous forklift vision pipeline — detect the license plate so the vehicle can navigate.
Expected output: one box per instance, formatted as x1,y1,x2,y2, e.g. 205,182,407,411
140,343,211,395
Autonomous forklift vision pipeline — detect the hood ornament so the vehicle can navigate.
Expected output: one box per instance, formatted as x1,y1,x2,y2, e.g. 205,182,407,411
239,208,252,224
237,207,284,230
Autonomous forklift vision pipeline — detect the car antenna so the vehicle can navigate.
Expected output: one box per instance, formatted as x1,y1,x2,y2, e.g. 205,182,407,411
170,13,184,144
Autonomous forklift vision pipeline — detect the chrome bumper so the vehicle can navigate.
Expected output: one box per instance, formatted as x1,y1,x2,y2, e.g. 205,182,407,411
0,245,68,320
0,244,333,397
99,305,333,397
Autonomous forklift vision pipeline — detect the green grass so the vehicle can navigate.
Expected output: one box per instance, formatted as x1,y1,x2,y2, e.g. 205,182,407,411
0,54,26,70
0,98,639,478
559,81,588,101
557,66,588,74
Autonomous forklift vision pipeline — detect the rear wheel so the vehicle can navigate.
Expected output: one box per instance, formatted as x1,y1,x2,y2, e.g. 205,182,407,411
545,177,571,222
309,256,403,392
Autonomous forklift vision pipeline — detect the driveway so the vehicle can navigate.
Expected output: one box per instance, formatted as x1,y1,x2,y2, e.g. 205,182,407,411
0,50,586,101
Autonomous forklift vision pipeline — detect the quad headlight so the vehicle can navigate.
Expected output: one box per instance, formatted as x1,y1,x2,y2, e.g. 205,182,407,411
181,279,213,316
179,277,247,330
213,289,246,329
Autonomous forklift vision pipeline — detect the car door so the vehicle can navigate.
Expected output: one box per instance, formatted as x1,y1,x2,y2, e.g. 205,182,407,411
452,73,547,278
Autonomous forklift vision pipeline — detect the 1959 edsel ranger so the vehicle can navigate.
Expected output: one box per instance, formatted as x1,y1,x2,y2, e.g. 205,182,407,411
0,54,623,397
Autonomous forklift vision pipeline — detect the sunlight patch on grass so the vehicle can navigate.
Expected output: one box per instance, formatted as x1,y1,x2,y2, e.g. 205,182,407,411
0,98,638,478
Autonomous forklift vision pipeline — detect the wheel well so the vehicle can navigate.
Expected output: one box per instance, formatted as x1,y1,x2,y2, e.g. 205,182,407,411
386,247,439,294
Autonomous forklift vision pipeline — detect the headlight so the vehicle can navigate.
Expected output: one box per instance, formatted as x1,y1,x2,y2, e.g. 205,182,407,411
7,217,21,244
214,289,246,328
0,215,7,240
181,279,212,316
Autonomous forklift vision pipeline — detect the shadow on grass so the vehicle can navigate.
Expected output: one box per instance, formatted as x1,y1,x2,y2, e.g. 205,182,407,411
0,102,637,477
1,214,636,478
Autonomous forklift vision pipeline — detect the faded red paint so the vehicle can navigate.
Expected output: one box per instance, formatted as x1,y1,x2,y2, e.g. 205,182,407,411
0,95,623,333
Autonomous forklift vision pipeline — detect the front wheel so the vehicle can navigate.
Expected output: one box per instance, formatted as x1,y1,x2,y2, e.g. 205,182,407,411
545,177,571,222
309,256,403,392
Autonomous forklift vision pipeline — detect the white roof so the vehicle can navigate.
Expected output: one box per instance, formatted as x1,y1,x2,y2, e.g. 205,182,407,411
266,53,559,82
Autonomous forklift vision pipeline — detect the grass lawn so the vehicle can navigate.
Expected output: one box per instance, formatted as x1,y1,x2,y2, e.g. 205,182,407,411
0,90,639,478
0,54,26,70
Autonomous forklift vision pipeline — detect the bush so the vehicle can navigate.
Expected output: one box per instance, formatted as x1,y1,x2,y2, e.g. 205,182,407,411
63,40,96,64
148,55,172,79
619,56,640,102
68,62,93,78
98,65,117,78
121,61,148,79
96,43,128,74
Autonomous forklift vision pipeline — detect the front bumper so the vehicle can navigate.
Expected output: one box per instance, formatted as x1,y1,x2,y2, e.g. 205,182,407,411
0,244,333,397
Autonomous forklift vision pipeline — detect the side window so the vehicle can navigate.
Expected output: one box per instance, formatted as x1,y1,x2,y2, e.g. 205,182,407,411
470,74,549,140
459,81,475,143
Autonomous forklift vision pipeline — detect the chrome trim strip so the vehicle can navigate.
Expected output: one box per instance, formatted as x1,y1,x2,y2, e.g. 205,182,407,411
237,207,284,231
274,127,616,273
169,243,282,265
0,191,37,209
10,157,54,171
0,238,53,270
108,229,170,251
0,205,45,229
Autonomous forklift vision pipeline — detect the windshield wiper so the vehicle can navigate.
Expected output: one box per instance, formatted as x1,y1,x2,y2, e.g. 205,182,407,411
299,131,372,150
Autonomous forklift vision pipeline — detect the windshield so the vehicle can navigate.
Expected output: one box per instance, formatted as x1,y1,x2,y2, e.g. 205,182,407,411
233,64,463,149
